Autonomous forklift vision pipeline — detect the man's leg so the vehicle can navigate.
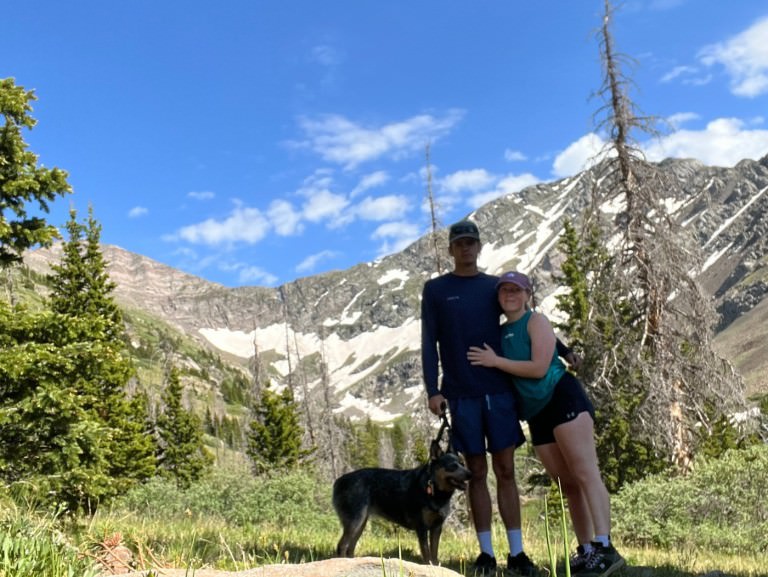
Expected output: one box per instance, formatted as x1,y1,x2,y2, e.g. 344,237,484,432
465,452,492,533
492,445,521,530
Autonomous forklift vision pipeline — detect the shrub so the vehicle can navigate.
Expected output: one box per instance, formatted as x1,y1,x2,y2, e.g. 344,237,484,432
112,467,335,530
612,444,768,553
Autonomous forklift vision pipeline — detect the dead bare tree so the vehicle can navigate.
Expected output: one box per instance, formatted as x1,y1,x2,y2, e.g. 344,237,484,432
559,0,748,476
277,285,317,449
425,142,444,275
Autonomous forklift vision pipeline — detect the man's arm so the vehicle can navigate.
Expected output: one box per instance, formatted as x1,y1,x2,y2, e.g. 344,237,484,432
420,283,441,399
556,338,582,371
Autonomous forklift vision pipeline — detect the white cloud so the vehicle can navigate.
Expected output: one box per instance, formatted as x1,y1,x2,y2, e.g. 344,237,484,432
311,44,341,67
643,117,768,166
371,221,421,258
552,133,608,177
293,110,464,169
176,206,269,245
355,195,410,221
188,191,215,200
660,65,699,83
268,199,303,236
371,221,419,241
665,112,700,129
351,170,389,197
238,265,278,286
699,16,768,97
441,169,495,192
496,173,541,196
296,250,339,274
504,149,527,162
301,189,350,223
128,206,148,218
467,173,540,208
551,116,768,177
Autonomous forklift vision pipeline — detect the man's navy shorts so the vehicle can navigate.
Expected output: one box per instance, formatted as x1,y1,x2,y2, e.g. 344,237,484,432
527,371,595,446
448,391,525,456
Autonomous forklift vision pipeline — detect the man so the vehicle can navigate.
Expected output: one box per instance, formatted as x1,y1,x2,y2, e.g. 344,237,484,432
421,219,537,576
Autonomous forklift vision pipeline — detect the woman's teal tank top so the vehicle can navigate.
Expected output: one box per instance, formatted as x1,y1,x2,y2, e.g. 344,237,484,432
500,310,565,420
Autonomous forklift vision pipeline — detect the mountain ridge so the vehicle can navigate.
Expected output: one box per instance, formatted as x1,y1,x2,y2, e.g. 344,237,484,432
23,156,768,422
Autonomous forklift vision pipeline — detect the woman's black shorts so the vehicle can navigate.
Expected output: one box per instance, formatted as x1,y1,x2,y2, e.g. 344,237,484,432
527,371,595,446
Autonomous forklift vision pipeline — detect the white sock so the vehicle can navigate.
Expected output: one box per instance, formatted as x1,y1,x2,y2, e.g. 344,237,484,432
477,531,494,556
507,528,523,556
594,534,610,547
581,542,594,554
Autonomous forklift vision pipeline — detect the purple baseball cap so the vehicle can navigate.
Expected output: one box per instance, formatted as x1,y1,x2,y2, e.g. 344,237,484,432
495,271,532,291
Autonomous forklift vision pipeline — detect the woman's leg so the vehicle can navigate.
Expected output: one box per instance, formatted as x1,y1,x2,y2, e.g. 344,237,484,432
535,441,594,545
551,412,612,536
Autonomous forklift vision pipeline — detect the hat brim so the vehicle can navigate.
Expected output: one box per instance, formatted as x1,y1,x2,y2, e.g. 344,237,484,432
450,233,480,242
496,280,529,290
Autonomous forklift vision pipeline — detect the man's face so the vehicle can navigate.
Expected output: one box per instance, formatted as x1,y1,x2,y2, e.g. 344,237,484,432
449,237,481,265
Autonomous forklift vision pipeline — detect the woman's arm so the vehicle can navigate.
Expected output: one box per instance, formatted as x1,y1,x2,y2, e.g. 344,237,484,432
467,312,556,378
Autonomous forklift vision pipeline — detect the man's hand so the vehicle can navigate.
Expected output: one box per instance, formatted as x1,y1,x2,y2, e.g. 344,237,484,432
428,394,447,416
564,351,582,372
467,343,498,367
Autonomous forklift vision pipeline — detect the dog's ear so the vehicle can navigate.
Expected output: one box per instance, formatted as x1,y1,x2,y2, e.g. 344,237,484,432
430,439,444,460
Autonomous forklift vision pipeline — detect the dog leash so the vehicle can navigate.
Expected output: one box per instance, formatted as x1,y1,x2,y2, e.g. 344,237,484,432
431,400,454,455
426,402,455,496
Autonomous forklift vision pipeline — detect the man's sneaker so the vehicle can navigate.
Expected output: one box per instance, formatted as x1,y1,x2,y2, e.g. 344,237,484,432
580,542,625,577
569,545,590,574
472,552,497,576
506,551,536,577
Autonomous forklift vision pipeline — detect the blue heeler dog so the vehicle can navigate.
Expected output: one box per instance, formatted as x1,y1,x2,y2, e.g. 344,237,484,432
332,415,470,565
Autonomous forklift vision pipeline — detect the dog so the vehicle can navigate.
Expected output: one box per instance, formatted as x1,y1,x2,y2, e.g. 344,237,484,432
332,440,471,565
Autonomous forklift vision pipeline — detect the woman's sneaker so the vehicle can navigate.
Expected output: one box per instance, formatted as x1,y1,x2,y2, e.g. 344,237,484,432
506,551,536,576
472,552,497,576
580,542,625,577
569,545,590,574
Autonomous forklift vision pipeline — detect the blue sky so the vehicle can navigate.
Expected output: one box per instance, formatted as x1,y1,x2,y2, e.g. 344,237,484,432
4,1,768,288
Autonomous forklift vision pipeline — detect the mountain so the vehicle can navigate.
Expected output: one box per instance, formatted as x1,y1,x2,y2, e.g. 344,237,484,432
22,156,768,425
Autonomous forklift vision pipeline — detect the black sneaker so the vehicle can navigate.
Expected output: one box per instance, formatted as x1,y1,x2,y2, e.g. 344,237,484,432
580,542,625,577
472,552,497,576
506,551,536,577
569,545,590,574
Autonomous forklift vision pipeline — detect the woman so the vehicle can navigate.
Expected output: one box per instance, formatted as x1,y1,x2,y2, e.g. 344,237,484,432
466,271,625,577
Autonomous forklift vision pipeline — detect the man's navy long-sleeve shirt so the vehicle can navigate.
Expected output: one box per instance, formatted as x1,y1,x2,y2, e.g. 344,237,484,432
421,272,511,399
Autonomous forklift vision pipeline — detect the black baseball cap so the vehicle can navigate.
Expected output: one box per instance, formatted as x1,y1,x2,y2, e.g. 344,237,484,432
448,220,480,243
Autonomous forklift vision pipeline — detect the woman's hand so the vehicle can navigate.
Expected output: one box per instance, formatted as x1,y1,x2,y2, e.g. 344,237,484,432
467,343,498,367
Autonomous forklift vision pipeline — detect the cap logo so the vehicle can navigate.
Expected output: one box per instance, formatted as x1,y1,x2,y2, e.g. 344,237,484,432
449,220,480,242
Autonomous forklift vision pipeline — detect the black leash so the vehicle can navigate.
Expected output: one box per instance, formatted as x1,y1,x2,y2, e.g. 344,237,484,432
431,401,455,455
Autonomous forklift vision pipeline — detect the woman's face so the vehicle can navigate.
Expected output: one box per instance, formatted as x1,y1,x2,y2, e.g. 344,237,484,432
497,284,529,317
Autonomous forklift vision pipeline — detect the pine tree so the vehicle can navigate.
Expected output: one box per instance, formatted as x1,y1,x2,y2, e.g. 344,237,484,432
155,367,213,488
247,382,314,475
45,207,155,504
49,207,123,336
0,301,114,510
0,78,71,268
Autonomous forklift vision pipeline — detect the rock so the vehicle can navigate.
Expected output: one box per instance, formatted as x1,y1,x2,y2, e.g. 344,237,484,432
116,557,463,577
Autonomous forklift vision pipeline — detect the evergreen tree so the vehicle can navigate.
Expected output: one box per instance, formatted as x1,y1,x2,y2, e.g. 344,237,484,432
49,207,123,336
0,78,71,267
155,367,213,488
0,302,114,510
247,382,314,474
348,418,382,469
46,207,155,503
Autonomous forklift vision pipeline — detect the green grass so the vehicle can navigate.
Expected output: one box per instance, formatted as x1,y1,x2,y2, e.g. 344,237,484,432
3,446,768,577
